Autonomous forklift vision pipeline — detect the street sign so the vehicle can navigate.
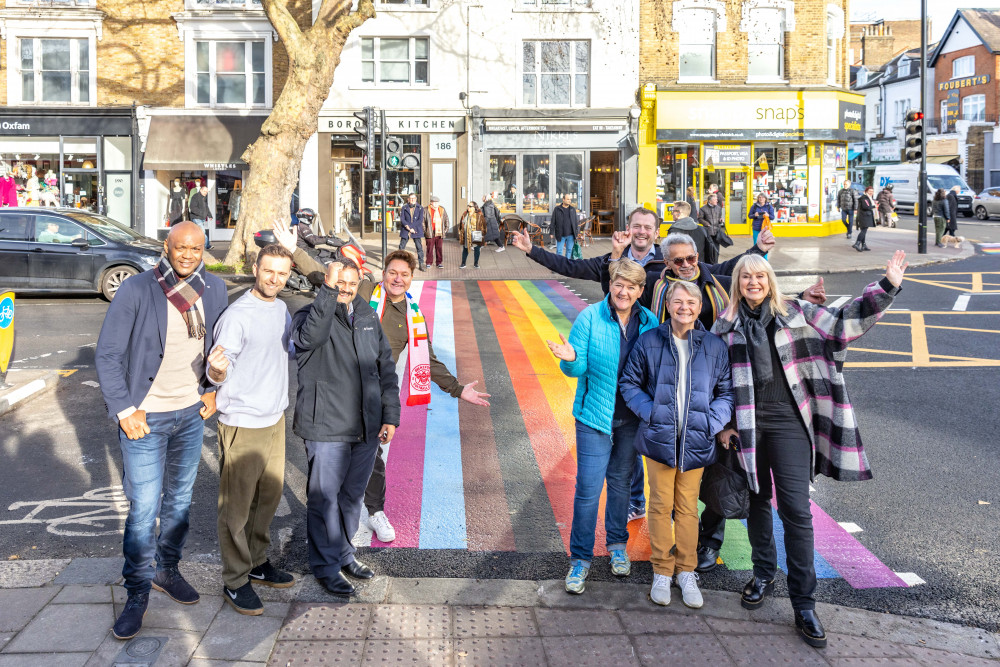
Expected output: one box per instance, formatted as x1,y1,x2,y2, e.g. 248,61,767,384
0,291,14,386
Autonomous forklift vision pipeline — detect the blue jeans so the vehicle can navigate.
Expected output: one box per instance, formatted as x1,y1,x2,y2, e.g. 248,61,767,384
118,402,205,594
191,218,211,248
630,452,645,510
556,235,574,258
569,419,638,565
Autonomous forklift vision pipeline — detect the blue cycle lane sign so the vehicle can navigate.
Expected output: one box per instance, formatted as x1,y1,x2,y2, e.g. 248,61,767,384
0,291,14,383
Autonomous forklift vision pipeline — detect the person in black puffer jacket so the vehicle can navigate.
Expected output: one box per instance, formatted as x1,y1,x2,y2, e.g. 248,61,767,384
551,194,579,258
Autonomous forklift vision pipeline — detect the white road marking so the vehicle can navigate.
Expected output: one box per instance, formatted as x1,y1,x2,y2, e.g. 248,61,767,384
80,380,100,388
275,494,291,517
952,294,971,311
838,522,863,533
895,572,926,587
829,296,851,308
201,444,219,476
2,379,46,407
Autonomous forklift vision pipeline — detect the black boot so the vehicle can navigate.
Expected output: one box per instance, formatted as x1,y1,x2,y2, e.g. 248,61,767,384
696,546,720,573
794,609,827,648
852,241,863,252
862,243,871,251
740,576,774,610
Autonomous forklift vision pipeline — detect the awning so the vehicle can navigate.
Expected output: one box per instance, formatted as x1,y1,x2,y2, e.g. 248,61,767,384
143,115,265,171
927,155,960,164
848,149,862,161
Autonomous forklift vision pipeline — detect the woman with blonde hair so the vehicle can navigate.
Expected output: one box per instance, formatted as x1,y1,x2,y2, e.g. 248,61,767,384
711,251,908,648
547,259,658,594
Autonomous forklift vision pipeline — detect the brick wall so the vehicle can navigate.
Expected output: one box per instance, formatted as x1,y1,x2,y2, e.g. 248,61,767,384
848,19,925,67
933,44,997,123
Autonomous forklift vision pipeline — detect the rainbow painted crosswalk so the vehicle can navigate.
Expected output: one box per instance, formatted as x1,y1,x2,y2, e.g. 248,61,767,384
354,280,913,590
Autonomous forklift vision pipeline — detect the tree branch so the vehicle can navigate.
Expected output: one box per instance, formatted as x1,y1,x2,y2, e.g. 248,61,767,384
261,0,307,58
319,0,374,33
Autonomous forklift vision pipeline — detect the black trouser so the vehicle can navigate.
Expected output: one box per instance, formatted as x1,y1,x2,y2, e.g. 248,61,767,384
698,505,727,550
364,442,387,514
461,245,481,266
747,401,816,612
841,210,854,235
855,225,868,246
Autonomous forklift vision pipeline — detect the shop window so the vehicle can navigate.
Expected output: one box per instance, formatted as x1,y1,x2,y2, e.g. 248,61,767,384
17,37,92,104
962,94,986,122
363,134,420,228
522,40,589,107
656,144,699,220
676,8,717,80
754,144,809,222
361,37,429,86
194,40,268,107
555,154,584,207
489,154,518,214
522,154,551,213
952,56,974,80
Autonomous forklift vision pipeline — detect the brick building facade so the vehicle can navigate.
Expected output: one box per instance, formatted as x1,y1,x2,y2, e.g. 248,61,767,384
848,19,925,68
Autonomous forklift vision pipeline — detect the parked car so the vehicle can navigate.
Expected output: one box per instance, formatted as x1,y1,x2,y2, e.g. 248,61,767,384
0,208,161,300
974,188,1000,220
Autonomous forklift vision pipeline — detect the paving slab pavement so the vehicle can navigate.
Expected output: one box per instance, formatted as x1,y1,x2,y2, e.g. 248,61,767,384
0,558,996,665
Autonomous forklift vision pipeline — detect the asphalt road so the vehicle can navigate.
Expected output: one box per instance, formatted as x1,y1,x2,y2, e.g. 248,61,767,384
1,256,999,632
892,210,1000,243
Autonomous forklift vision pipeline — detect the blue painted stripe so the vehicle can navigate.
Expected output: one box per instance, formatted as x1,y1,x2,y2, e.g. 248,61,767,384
418,281,469,549
535,281,582,324
760,509,838,579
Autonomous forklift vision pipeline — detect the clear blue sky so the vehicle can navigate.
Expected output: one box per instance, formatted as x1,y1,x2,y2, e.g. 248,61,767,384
851,3,1000,42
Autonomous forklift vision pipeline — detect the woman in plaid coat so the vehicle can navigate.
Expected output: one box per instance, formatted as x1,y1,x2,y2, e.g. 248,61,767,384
711,250,908,649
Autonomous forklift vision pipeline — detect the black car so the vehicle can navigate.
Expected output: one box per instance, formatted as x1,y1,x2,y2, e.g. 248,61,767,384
0,208,162,300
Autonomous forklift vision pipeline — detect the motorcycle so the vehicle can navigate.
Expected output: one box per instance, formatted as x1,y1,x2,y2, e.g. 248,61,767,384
253,229,373,296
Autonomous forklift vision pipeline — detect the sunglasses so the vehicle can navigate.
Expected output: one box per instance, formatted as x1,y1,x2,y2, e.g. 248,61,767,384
670,255,699,267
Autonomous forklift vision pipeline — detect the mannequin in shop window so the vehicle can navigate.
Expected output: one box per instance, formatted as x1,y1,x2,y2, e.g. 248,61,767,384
40,170,59,207
25,165,40,207
0,167,17,207
167,179,186,226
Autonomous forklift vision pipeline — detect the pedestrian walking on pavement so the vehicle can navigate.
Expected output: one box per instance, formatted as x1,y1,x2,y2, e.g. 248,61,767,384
854,186,876,252
481,192,506,252
685,186,699,220
188,186,214,250
290,260,400,596
546,259,658,595
398,193,426,269
711,251,909,649
747,193,776,250
207,243,297,616
837,180,858,239
698,194,726,257
458,201,487,269
876,184,895,227
946,186,960,236
552,194,579,258
932,189,950,248
621,280,734,609
424,195,449,269
95,221,228,640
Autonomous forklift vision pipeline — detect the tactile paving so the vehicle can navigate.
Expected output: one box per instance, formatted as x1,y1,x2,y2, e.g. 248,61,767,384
277,603,371,641
616,609,714,635
717,633,829,665
361,638,453,664
632,634,734,666
453,607,538,638
823,633,916,659
267,639,364,666
454,637,547,666
367,605,452,638
542,635,640,667
535,608,624,636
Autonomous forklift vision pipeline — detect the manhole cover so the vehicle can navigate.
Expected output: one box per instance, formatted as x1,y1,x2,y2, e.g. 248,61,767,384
113,636,168,665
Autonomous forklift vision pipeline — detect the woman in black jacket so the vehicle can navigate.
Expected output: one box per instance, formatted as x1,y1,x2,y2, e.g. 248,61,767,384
854,186,876,252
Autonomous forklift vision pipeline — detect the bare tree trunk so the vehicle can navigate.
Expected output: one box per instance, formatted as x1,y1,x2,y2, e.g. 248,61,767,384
224,0,375,268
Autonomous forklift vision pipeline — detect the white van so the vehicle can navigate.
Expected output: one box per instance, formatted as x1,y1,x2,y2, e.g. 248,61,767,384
873,163,974,216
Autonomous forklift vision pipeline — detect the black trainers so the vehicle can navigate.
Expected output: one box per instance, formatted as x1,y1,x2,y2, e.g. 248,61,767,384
152,566,200,604
113,591,149,640
248,561,295,588
223,582,263,616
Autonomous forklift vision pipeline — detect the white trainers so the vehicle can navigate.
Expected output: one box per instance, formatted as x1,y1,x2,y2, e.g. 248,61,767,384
650,573,671,606
676,571,704,609
367,511,396,542
495,246,505,252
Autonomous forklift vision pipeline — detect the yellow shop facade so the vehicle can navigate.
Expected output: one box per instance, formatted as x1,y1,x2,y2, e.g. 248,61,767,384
638,87,866,237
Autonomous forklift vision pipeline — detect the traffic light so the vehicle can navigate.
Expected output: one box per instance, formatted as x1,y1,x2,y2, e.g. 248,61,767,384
904,110,923,162
352,106,374,163
385,136,403,170
401,153,420,170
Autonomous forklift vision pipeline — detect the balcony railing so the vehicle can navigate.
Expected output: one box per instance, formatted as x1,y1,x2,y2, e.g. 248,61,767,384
925,114,999,134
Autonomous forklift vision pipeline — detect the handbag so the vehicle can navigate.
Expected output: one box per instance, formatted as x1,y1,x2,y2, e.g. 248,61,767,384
471,230,483,243
715,225,734,248
571,241,582,259
700,438,750,519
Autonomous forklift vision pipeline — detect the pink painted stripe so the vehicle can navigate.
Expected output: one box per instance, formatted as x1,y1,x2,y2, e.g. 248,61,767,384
809,499,907,588
376,281,438,548
544,280,589,312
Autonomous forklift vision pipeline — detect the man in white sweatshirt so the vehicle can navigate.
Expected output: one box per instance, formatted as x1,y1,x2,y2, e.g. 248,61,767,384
207,243,296,615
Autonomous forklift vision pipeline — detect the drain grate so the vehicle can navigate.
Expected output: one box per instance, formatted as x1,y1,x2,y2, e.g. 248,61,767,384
112,636,168,666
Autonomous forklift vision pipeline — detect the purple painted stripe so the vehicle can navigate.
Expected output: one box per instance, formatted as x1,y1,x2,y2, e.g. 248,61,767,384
545,280,589,312
811,500,907,589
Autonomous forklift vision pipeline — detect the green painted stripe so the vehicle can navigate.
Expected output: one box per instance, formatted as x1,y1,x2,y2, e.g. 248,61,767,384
697,501,754,571
519,280,573,338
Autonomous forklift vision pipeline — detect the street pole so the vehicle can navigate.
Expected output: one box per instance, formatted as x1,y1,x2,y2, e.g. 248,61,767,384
918,0,928,254
379,108,388,267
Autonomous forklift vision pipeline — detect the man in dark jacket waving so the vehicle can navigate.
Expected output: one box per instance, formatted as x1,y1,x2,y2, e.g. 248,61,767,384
291,260,400,596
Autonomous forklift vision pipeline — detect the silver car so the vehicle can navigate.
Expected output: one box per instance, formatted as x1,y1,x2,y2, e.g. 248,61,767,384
974,188,1000,220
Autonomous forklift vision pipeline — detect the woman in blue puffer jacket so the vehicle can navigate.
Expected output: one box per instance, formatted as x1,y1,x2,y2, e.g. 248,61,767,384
620,280,734,609
547,259,657,596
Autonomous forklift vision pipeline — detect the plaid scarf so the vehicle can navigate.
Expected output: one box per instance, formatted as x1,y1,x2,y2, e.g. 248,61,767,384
153,256,207,339
650,266,729,324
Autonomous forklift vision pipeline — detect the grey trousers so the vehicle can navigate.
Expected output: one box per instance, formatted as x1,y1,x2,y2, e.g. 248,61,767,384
304,438,380,579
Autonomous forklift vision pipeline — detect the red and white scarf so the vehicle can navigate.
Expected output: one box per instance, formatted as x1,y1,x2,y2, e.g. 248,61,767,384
370,283,431,406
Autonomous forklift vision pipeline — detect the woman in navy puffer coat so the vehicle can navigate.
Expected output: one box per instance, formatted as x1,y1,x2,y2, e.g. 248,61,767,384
620,280,733,609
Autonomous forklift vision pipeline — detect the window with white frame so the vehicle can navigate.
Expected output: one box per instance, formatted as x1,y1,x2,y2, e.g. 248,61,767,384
361,37,429,86
826,5,843,85
522,40,589,106
677,8,717,79
195,40,267,106
963,94,986,121
746,7,785,80
952,55,974,79
18,37,91,104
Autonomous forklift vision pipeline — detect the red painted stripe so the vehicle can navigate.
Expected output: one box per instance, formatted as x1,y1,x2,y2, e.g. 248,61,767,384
377,281,437,548
451,281,516,551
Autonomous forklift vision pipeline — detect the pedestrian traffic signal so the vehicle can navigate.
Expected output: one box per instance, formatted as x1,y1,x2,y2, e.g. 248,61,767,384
401,153,420,170
385,136,403,169
904,110,923,162
353,107,374,162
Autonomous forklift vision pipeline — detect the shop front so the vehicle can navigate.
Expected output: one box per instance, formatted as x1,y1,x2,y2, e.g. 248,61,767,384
474,112,637,232
0,108,137,227
639,90,865,237
141,113,266,240
315,113,466,239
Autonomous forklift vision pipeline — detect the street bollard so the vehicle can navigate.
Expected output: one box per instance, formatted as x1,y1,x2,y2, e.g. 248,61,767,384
0,291,14,389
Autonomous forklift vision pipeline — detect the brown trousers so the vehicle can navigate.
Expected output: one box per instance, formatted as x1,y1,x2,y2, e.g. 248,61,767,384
217,416,285,589
646,458,704,577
